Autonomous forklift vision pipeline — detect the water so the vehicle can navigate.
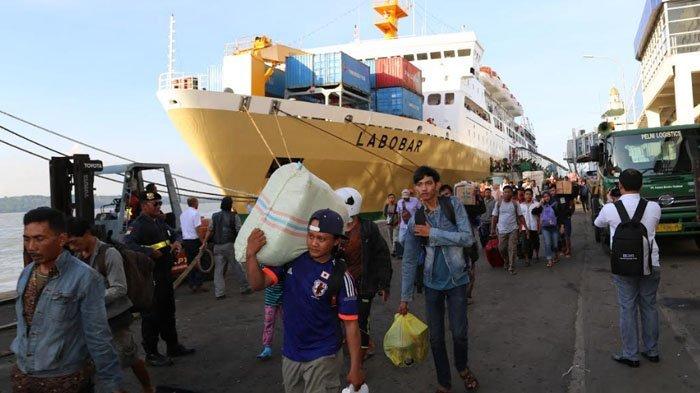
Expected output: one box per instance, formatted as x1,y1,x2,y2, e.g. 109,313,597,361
0,202,223,294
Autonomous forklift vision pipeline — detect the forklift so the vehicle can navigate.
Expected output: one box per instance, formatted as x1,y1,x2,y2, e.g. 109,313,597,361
49,154,206,278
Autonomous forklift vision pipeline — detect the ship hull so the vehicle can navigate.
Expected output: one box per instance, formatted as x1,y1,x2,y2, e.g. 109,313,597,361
160,91,490,213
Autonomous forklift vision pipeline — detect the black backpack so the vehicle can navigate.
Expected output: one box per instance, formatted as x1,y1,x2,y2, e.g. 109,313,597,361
94,243,155,312
611,199,652,277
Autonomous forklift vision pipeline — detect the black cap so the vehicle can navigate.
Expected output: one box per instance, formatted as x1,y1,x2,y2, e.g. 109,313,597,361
139,191,162,202
308,209,346,238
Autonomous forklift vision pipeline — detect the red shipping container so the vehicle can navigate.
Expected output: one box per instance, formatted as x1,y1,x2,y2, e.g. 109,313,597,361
375,57,422,95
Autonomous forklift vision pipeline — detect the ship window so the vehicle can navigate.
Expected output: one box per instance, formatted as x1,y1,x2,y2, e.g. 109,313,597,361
444,50,455,58
445,93,455,105
417,53,428,60
430,51,441,59
404,54,415,61
457,49,471,57
428,94,441,105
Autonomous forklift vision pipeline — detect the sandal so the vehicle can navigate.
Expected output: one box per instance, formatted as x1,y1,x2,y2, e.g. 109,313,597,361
460,368,480,390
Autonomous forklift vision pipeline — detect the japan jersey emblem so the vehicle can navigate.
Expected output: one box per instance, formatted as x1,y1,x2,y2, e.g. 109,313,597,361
312,279,328,299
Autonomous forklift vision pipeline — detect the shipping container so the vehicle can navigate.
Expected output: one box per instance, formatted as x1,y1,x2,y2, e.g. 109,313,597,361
371,90,377,111
265,68,286,98
285,54,314,90
314,52,370,95
375,57,422,95
375,87,423,120
362,58,376,88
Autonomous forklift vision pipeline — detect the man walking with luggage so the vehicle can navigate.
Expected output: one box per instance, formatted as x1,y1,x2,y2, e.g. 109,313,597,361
336,187,392,362
398,166,479,392
594,169,662,367
384,193,400,256
67,218,154,392
479,188,496,247
202,196,252,299
490,185,527,275
180,197,207,293
245,209,365,392
125,191,195,366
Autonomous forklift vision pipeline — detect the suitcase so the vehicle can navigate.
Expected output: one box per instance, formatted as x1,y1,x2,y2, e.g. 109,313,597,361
485,238,505,268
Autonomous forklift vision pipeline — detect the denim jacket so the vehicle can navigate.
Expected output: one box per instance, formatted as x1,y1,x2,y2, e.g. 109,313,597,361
401,196,475,301
12,251,123,391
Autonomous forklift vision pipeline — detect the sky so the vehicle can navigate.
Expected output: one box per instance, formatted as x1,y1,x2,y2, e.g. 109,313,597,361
0,0,644,197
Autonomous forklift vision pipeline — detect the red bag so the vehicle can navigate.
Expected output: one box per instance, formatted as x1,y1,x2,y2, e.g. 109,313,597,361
485,238,505,268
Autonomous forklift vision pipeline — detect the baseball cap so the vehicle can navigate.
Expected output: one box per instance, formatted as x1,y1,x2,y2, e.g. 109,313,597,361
308,209,346,238
139,191,162,202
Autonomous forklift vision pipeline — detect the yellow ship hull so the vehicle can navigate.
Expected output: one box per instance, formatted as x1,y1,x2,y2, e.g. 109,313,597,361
165,106,489,213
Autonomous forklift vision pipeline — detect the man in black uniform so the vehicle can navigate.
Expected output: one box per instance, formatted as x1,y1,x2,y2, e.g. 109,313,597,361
125,191,195,367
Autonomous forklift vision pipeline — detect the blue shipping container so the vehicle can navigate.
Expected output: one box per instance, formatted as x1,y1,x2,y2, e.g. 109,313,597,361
362,59,376,88
285,54,314,89
371,90,377,111
375,87,423,120
314,52,370,94
265,68,285,98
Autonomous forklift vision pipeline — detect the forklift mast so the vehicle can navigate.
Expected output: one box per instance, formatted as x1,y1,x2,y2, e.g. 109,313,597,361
49,154,103,225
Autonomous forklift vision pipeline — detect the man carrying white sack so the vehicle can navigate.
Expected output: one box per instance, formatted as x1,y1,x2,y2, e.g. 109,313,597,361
246,208,365,392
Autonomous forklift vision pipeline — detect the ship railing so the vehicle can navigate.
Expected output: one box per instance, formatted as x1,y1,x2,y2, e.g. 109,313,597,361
224,36,254,56
158,67,222,92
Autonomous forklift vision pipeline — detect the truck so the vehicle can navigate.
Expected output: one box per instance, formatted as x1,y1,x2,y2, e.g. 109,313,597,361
589,124,700,250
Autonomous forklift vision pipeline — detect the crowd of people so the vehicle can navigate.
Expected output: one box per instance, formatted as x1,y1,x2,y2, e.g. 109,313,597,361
14,164,662,392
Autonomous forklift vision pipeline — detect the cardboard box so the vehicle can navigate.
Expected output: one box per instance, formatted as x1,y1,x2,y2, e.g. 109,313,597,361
556,180,572,195
454,181,477,205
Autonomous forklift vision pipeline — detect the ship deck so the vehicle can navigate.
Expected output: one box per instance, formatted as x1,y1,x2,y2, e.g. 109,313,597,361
0,214,699,392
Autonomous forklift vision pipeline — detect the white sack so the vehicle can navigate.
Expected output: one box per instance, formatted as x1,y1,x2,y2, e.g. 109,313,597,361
234,163,349,266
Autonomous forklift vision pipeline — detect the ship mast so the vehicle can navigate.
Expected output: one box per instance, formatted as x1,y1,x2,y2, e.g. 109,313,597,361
167,14,175,81
373,0,408,39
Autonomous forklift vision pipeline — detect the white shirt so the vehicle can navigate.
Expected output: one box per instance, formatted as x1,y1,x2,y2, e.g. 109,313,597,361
492,199,523,234
180,206,202,240
594,193,661,267
520,201,541,231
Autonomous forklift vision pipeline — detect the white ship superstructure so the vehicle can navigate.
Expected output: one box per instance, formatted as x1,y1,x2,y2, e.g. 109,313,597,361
308,31,538,160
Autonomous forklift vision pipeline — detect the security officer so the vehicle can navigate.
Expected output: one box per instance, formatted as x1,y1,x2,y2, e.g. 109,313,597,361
125,190,195,367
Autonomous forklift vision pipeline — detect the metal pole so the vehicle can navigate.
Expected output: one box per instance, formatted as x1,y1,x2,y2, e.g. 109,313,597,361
571,128,578,175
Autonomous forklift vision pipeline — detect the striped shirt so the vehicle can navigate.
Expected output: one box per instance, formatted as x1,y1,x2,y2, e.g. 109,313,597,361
264,283,284,306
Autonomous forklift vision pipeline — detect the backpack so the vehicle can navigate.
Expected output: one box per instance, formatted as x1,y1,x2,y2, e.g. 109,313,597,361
95,243,155,312
541,203,557,227
610,199,652,277
419,196,479,264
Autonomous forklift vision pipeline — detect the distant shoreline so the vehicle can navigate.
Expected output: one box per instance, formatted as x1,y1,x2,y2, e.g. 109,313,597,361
0,195,120,214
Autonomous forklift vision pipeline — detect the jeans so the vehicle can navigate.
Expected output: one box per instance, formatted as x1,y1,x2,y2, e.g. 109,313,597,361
182,239,203,288
541,228,559,261
213,242,250,297
612,267,661,361
424,284,469,389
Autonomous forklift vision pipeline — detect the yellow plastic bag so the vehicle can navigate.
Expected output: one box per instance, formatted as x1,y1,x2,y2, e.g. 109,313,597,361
383,313,429,367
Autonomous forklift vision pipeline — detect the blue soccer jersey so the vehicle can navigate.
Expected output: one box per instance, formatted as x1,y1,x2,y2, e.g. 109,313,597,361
262,252,358,362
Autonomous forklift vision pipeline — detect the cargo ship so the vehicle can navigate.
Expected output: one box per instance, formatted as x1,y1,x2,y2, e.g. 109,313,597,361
156,2,539,214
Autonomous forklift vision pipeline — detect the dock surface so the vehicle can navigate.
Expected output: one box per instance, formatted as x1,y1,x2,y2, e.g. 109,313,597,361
0,210,698,392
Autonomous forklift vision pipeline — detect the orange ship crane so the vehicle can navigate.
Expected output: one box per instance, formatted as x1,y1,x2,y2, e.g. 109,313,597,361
373,0,408,39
